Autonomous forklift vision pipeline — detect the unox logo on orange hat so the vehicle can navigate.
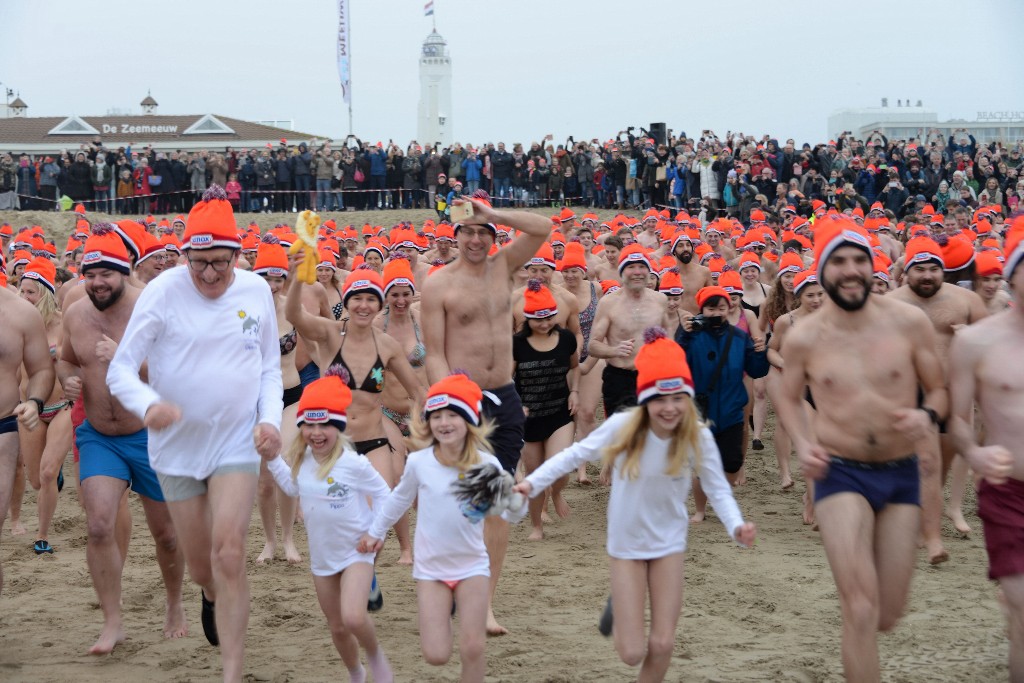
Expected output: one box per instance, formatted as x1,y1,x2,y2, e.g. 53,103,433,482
266,267,287,278
426,394,450,411
303,409,329,423
352,279,371,289
655,378,684,393
82,251,102,265
531,307,555,318
190,234,214,248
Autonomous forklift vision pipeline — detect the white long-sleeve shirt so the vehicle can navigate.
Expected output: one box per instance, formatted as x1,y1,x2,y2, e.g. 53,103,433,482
107,267,283,478
525,411,745,560
267,450,389,576
368,447,522,582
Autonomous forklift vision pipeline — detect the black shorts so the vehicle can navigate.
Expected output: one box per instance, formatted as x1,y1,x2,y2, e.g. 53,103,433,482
524,409,573,444
481,383,525,475
713,422,745,474
602,365,638,417
354,437,393,456
282,384,303,409
815,455,920,512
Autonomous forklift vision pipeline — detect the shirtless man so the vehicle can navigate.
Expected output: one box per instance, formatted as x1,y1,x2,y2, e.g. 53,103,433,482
775,220,946,682
592,236,622,281
0,284,54,596
948,223,1024,679
58,229,187,654
421,194,551,636
588,245,668,415
670,233,714,314
888,236,987,554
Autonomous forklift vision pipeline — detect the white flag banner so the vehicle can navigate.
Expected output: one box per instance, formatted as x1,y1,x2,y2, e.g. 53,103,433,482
337,0,351,104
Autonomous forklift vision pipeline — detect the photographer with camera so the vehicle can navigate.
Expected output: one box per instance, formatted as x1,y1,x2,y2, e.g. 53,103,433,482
675,286,768,521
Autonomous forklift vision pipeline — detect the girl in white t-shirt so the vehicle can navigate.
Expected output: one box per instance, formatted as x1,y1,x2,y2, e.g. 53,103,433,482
514,328,757,683
359,373,523,683
263,369,393,683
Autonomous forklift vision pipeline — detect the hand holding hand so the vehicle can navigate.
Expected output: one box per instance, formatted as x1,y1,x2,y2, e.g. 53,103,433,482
254,423,282,459
511,481,533,497
357,534,384,554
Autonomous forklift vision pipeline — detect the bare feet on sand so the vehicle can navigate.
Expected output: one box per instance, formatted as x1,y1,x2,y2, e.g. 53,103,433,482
256,542,276,564
781,477,795,490
9,520,26,536
690,511,705,524
577,464,591,485
802,491,815,526
528,527,544,541
944,507,972,535
541,511,552,524
486,607,508,636
89,623,126,655
927,541,950,565
552,493,571,519
398,548,413,566
164,600,188,639
283,539,302,565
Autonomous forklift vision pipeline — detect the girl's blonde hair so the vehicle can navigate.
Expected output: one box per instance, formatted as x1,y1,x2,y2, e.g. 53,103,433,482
407,410,496,471
284,427,354,481
26,284,59,326
600,398,704,480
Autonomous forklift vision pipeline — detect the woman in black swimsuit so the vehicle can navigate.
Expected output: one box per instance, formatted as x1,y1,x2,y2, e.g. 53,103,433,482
739,254,771,453
316,252,348,321
287,259,426,565
253,240,303,564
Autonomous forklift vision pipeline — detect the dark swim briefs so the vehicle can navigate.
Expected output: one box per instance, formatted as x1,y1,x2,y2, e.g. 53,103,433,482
814,454,920,512
0,414,17,435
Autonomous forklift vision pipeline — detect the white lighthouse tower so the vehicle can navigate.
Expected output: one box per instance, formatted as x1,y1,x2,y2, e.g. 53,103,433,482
417,29,452,148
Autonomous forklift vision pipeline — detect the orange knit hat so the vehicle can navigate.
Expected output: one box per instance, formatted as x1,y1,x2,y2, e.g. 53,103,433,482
738,252,762,272
297,367,353,432
529,242,557,270
343,266,384,307
658,269,683,296
936,234,975,272
793,269,819,296
600,279,621,295
617,244,652,275
424,373,484,426
718,270,743,295
635,327,694,404
696,286,731,310
22,257,56,294
812,217,872,280
183,185,241,251
975,250,1003,278
523,279,558,318
383,255,416,295
777,251,804,277
81,224,132,275
1003,216,1024,279
904,236,945,271
136,231,167,267
253,235,289,278
558,242,587,272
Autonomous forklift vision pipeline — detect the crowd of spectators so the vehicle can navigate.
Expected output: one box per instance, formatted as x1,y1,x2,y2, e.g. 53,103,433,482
2,126,1022,221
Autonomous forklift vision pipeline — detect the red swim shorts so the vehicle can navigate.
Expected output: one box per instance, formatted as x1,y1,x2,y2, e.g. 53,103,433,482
978,477,1024,581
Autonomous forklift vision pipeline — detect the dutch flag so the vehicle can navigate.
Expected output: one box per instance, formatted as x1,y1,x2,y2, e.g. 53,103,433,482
424,1,434,15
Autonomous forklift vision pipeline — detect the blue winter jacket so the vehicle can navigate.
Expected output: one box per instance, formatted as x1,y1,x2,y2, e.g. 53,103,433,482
364,148,388,177
462,157,482,182
675,323,769,433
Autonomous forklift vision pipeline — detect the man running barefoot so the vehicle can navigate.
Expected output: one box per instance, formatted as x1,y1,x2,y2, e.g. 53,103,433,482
59,227,187,653
421,192,551,635
775,218,947,682
0,285,53,596
948,221,1024,680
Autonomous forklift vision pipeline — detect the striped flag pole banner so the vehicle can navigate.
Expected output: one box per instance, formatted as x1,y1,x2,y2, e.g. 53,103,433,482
424,1,434,16
337,0,351,105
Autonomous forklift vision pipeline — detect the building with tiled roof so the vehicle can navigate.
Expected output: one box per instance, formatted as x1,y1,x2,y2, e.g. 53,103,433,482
0,94,331,154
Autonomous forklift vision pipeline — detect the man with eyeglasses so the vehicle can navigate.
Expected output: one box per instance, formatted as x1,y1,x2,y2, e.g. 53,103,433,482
421,192,552,636
108,185,282,682
135,232,173,285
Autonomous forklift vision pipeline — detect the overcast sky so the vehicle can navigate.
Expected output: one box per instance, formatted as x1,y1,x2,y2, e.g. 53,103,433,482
3,0,1022,146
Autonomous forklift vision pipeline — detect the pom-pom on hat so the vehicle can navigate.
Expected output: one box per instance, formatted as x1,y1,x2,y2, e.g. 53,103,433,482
296,366,352,432
696,286,731,311
383,256,416,296
635,327,694,404
617,244,652,275
253,235,289,278
793,269,819,296
81,224,132,275
342,266,384,307
424,373,484,426
183,185,241,251
21,257,56,294
523,279,558,319
904,236,945,271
